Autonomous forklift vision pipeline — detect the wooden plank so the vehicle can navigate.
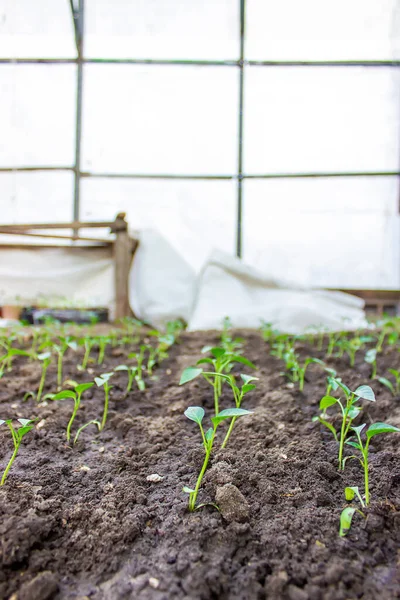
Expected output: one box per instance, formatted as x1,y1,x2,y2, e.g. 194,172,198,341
0,243,111,250
0,221,117,231
0,229,113,244
113,214,134,320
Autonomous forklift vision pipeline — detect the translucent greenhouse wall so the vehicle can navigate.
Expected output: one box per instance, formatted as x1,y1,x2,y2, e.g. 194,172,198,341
1,0,400,289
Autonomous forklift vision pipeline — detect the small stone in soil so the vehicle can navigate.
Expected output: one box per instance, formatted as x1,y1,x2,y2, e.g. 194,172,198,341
215,483,250,523
146,473,164,482
148,577,160,589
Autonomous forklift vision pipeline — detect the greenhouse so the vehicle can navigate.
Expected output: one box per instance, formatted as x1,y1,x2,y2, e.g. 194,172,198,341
0,1,400,599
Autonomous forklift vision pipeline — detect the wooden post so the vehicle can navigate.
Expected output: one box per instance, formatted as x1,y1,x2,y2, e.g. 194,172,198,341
112,213,134,320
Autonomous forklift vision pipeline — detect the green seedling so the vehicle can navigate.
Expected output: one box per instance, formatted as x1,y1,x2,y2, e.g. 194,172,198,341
114,364,142,394
270,334,293,360
36,352,52,402
282,351,324,391
0,348,31,377
212,373,258,448
364,348,378,379
97,336,111,365
336,335,374,366
260,321,279,343
128,345,146,388
79,337,96,370
183,406,252,511
180,348,255,415
376,318,396,352
378,368,400,397
53,337,77,389
74,373,113,442
220,317,244,354
0,418,36,485
326,331,345,359
47,382,94,442
312,381,376,470
344,423,400,505
339,486,366,537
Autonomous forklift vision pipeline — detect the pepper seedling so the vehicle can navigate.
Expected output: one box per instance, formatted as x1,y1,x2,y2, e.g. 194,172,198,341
180,348,255,415
128,346,146,389
46,382,94,442
79,336,96,371
344,422,400,505
364,348,378,380
378,368,400,397
114,364,141,394
36,352,52,402
183,406,252,511
53,336,77,390
74,373,113,443
282,350,325,392
0,418,36,485
217,373,258,448
339,486,365,537
312,380,376,470
0,348,31,377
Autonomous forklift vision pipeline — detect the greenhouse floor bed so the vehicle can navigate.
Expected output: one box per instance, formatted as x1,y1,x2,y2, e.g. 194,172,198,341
0,331,399,600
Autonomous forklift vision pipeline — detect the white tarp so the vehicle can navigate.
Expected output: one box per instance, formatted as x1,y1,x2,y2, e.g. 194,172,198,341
0,247,114,311
129,231,368,333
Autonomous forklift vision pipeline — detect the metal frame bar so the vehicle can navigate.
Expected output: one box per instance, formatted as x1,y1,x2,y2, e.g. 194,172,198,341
1,0,400,258
1,58,400,67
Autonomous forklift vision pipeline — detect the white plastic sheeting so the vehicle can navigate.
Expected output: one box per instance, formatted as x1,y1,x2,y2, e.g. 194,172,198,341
1,0,400,295
0,247,114,309
187,250,368,333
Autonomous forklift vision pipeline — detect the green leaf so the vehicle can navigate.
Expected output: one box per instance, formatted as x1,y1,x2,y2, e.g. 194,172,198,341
196,358,214,366
305,357,325,367
377,377,395,395
339,507,356,537
211,408,252,427
179,367,203,385
52,390,76,401
347,406,361,420
182,486,195,494
114,365,129,371
315,417,338,441
68,341,78,352
319,395,338,410
345,441,362,450
17,425,34,438
205,427,213,443
334,379,351,397
366,422,400,440
240,374,258,385
345,486,357,501
75,382,94,394
351,424,366,437
230,355,256,369
364,349,377,364
242,384,256,395
201,345,213,354
184,406,205,425
38,352,52,360
353,385,375,402
345,486,364,506
94,377,106,387
0,419,5,426
17,418,33,427
210,347,226,358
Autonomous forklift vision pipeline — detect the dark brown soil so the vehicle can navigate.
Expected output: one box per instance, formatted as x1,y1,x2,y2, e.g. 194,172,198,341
0,332,399,600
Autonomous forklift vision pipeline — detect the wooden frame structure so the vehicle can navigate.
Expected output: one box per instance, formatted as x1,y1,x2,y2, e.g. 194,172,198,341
0,213,138,320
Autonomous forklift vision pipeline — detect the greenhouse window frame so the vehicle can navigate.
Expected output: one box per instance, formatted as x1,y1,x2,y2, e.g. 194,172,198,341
1,0,399,258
